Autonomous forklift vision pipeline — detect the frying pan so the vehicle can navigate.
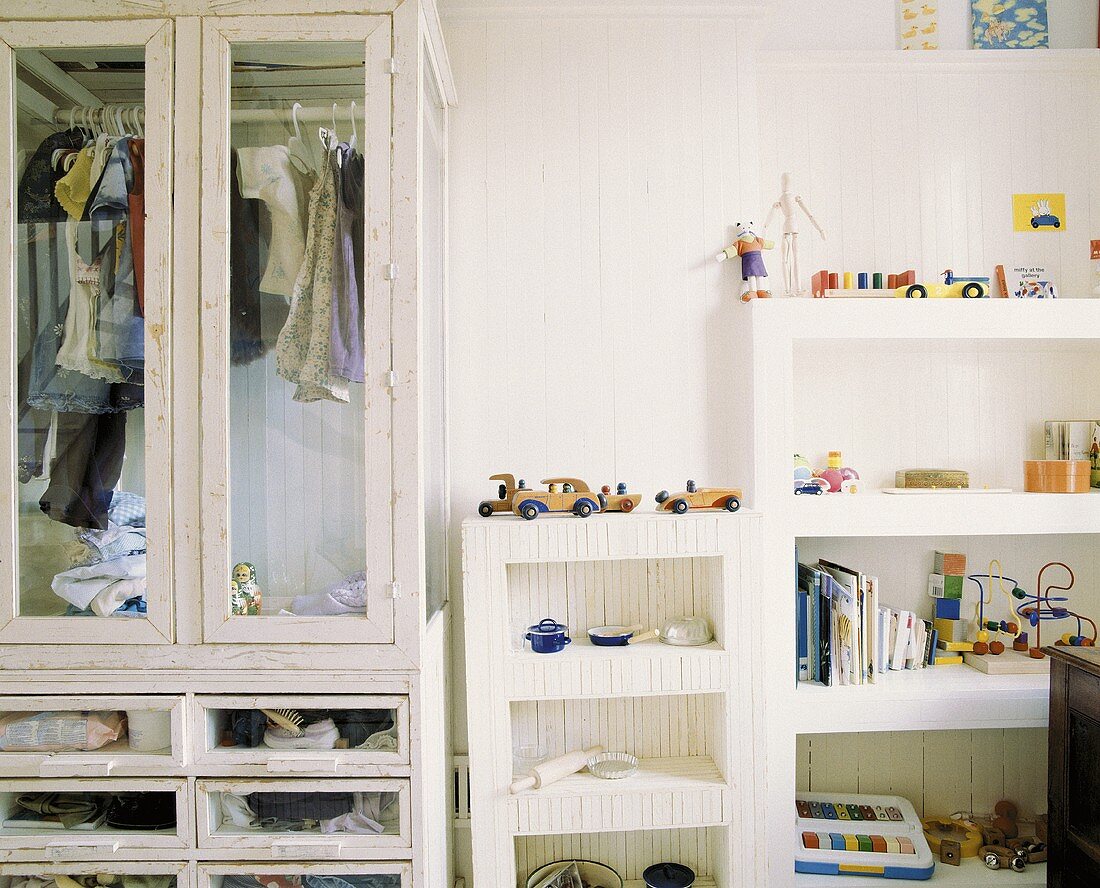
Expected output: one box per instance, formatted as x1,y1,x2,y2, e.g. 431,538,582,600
586,624,644,646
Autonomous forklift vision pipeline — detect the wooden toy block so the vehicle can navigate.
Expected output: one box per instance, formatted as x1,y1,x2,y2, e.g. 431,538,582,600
935,617,967,643
812,269,829,298
939,839,962,865
934,598,961,620
934,551,967,576
928,573,963,600
937,639,975,652
933,654,964,665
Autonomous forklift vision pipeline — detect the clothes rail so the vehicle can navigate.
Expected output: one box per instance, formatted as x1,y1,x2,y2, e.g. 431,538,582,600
51,105,361,125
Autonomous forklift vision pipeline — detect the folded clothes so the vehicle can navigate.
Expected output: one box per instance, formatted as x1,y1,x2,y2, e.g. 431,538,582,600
65,595,145,618
16,792,105,828
0,710,125,751
358,724,398,752
263,718,339,750
108,490,146,527
89,577,146,617
290,570,367,616
66,524,147,567
51,553,145,611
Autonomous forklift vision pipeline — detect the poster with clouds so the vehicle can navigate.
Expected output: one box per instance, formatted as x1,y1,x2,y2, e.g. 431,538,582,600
972,0,1049,49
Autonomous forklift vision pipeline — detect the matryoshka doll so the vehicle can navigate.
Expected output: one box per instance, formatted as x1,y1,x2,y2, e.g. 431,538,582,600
231,562,262,615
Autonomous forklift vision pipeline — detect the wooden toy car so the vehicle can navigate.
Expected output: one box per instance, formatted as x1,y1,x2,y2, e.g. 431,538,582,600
513,478,604,520
600,483,640,513
477,473,526,517
654,480,742,514
896,269,989,299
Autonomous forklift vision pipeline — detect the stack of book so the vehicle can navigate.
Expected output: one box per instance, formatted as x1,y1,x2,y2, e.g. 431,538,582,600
797,558,945,686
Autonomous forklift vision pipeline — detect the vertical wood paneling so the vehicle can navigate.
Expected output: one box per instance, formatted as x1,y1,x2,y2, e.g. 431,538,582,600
799,728,1049,818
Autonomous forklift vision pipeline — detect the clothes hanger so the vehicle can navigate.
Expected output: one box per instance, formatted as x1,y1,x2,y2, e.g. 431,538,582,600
349,100,357,153
287,102,320,176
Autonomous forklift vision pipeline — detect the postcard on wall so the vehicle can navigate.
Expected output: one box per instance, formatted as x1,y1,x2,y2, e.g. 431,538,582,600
899,0,939,50
1012,192,1065,232
972,0,1049,49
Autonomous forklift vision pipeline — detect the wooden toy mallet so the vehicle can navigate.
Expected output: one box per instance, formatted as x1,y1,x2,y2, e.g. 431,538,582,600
509,746,603,793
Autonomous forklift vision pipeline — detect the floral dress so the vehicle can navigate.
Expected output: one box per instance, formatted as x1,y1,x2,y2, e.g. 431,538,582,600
276,148,349,403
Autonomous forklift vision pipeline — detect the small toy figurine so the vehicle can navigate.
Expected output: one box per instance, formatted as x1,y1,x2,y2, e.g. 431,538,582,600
478,473,526,517
655,480,742,514
513,478,603,520
716,222,775,302
600,483,640,513
230,562,261,615
762,172,827,297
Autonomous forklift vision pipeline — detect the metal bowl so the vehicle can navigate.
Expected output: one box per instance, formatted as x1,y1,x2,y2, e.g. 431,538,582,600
526,860,623,888
660,615,712,646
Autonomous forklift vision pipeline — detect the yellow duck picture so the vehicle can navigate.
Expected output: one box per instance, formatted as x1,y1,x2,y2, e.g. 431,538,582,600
921,4,936,14
902,25,918,38
921,21,937,33
903,7,918,18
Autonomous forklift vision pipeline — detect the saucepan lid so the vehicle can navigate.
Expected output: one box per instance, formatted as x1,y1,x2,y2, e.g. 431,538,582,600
642,863,695,888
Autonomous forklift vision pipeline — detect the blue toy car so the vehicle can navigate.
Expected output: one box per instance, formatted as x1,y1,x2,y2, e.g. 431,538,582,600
1031,214,1061,229
794,479,827,496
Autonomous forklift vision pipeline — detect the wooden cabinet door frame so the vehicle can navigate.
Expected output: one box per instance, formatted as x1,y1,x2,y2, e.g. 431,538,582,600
0,18,174,644
198,15,395,645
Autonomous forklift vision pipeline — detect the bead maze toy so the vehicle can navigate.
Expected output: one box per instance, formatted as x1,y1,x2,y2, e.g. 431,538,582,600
795,792,935,880
962,560,1097,673
811,268,915,298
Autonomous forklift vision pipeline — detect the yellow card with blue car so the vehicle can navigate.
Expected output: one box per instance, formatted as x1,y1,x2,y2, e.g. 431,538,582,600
1013,193,1065,232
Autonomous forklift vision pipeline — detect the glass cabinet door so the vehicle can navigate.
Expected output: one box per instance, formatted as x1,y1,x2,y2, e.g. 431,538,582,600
200,17,394,643
0,21,173,643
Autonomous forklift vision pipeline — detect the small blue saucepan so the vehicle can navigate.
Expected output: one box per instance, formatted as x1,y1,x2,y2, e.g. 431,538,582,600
525,618,571,654
587,624,644,646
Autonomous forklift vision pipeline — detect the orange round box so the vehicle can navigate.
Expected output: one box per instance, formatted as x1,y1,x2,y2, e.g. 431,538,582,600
1024,460,1091,493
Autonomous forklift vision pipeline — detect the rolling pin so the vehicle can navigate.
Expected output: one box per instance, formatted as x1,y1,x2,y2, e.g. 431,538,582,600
509,746,603,794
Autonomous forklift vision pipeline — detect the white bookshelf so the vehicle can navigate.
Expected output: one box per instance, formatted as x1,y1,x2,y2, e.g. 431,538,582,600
462,511,762,887
739,297,1099,887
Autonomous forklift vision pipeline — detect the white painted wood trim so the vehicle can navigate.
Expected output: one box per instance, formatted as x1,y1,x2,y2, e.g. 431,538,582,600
0,18,176,646
198,14,395,646
189,693,410,773
0,777,190,857
0,1,404,17
196,862,412,888
194,777,411,855
0,695,186,777
0,35,17,645
438,3,773,19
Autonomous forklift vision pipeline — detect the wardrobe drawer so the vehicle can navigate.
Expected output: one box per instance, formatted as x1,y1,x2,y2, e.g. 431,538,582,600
0,697,185,777
0,778,189,860
195,779,410,859
0,860,190,888
191,697,408,775
197,862,410,888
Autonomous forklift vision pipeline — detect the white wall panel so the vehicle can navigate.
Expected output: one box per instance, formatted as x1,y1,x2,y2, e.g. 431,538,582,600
759,54,1100,299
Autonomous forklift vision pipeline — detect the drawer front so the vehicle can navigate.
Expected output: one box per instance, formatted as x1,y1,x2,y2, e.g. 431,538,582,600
197,862,411,888
195,779,410,859
192,697,408,775
0,697,186,777
0,778,190,859
0,861,190,885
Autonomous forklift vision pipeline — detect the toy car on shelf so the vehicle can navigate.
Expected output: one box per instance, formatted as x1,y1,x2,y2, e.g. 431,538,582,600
477,473,527,517
600,483,640,513
655,480,742,514
895,269,989,299
794,478,828,495
513,478,604,520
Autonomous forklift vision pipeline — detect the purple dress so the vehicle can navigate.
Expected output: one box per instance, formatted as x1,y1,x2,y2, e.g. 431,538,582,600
741,248,767,280
329,144,365,382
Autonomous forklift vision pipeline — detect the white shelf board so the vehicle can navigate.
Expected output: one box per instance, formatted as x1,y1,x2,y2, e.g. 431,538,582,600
792,490,1100,537
789,666,1049,733
511,755,731,835
796,859,1045,887
506,638,730,700
749,297,1100,341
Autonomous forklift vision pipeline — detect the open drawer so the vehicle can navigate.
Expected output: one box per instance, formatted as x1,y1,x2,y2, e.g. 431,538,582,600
191,697,408,775
0,698,185,777
195,779,410,859
0,778,189,860
0,861,190,888
197,862,410,888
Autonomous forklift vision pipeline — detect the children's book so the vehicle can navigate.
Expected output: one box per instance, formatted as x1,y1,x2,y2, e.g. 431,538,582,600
996,264,1058,299
972,0,1048,49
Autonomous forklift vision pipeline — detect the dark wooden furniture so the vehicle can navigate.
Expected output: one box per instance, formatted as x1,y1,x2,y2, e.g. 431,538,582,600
1048,646,1100,887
